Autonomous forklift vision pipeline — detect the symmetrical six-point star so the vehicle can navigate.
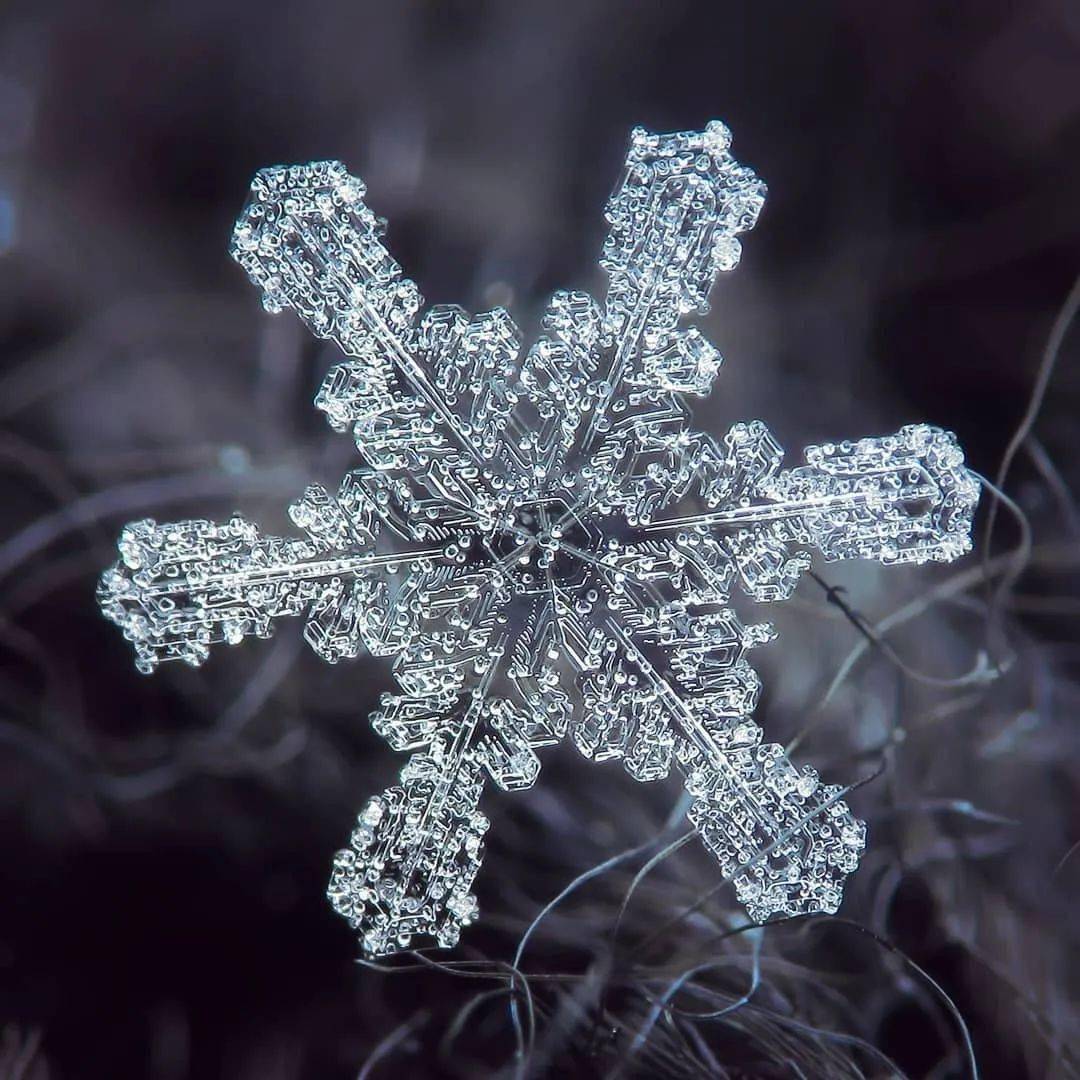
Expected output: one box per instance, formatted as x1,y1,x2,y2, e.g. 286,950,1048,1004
99,122,979,956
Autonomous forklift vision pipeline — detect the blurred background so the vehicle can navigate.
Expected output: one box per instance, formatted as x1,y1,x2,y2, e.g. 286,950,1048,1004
1,1,1079,1077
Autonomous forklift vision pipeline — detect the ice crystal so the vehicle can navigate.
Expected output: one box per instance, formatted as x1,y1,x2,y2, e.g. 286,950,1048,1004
98,122,980,956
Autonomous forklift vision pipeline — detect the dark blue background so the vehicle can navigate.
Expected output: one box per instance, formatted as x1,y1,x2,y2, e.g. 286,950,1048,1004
1,2,1078,1076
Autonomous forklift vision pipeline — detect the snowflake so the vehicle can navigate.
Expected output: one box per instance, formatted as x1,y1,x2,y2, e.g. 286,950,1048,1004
98,122,980,956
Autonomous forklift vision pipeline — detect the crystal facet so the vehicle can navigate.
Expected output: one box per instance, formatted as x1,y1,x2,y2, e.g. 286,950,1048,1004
98,123,979,955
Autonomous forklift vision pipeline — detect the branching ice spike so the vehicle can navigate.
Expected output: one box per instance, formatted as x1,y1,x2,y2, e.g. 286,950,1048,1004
99,121,980,955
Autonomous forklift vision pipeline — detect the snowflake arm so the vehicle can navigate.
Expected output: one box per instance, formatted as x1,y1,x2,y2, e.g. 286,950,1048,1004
584,121,763,443
99,122,979,955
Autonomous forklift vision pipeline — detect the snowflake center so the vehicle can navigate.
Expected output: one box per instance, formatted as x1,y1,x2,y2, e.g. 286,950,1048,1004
486,498,598,593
